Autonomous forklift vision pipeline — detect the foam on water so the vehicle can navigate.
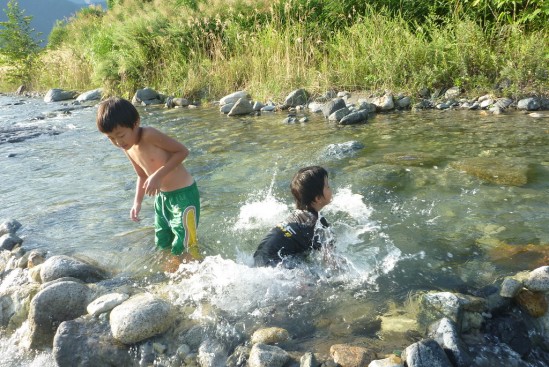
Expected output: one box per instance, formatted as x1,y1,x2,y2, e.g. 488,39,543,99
166,185,407,322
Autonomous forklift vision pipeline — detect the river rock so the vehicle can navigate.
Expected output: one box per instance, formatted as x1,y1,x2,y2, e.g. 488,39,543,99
517,97,540,111
500,276,523,298
0,219,21,236
328,107,350,122
109,293,174,344
0,233,23,251
330,344,374,367
283,88,309,108
339,109,369,125
383,152,438,167
132,87,161,105
420,291,486,330
368,355,402,367
27,280,91,349
322,98,346,118
525,266,549,292
515,288,547,317
322,140,364,160
481,313,531,357
251,327,290,345
0,281,39,330
395,96,411,109
44,88,78,102
248,343,289,367
40,255,108,283
76,88,102,102
403,338,453,367
198,338,227,367
372,93,394,111
87,292,129,316
450,157,529,186
444,87,461,100
226,345,250,367
428,318,472,367
220,102,235,114
228,98,254,116
53,316,133,367
166,96,190,108
220,91,250,105
300,352,318,367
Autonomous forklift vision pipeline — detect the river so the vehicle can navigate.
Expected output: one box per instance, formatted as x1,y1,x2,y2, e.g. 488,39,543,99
1,93,548,365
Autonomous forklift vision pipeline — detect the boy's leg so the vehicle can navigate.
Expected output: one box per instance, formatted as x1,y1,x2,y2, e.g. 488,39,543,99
154,194,175,250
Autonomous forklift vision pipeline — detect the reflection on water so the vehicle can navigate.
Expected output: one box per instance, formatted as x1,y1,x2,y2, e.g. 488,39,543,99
1,95,549,363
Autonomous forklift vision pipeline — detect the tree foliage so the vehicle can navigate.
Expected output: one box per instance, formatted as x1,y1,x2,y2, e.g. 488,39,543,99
0,0,41,85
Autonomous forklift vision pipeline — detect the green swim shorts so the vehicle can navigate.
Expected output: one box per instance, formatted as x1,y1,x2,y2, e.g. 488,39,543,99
154,181,200,256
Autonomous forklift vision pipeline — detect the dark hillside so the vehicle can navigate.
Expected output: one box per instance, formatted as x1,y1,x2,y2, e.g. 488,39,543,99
0,0,105,46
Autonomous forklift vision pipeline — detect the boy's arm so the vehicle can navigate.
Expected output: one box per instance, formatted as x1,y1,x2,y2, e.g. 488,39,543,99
126,152,148,221
142,128,189,195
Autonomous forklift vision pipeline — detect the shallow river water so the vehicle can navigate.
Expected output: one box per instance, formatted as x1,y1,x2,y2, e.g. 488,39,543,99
1,94,549,365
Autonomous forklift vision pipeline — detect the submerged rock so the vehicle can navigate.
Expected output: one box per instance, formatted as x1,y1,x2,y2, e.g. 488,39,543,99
0,219,22,236
322,141,364,160
450,157,529,186
383,152,438,167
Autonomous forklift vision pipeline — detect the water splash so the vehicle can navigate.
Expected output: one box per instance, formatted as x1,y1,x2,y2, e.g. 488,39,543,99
233,170,289,231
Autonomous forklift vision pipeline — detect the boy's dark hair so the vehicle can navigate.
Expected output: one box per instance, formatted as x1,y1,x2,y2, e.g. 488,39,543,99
96,97,140,133
290,166,328,211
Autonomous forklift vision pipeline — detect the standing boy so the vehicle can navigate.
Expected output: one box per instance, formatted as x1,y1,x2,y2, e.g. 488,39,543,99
97,97,201,263
253,166,334,267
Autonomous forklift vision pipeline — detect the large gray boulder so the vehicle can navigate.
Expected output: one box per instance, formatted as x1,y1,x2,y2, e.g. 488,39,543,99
44,88,79,102
40,255,107,283
322,98,346,118
283,88,309,108
110,293,174,344
27,280,91,349
53,317,134,367
76,88,102,102
132,87,161,105
219,91,250,105
227,98,254,116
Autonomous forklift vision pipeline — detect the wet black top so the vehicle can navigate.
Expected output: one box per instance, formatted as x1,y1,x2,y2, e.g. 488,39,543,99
253,209,330,267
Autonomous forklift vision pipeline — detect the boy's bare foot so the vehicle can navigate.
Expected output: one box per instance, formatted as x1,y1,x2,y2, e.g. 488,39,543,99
163,255,182,273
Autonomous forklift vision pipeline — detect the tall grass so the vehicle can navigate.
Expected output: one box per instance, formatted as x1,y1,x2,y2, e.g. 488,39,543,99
16,0,548,100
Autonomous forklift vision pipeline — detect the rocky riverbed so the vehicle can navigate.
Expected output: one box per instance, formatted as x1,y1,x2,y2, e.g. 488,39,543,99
2,218,549,367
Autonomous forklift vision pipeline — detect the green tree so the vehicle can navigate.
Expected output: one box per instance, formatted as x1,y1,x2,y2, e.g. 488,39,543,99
0,0,41,86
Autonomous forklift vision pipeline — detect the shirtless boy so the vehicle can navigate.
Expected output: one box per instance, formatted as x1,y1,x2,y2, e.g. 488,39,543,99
96,97,200,263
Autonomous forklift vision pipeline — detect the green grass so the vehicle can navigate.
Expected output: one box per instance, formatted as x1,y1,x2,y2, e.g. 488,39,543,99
2,0,547,100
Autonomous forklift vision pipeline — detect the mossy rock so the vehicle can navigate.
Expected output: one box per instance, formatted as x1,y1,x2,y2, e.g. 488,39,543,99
383,152,439,167
450,158,529,186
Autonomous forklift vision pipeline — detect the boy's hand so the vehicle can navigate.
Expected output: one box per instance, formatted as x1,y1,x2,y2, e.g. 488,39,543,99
143,173,162,196
130,203,141,221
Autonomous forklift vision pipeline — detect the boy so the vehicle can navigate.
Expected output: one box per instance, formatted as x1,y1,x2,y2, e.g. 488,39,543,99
96,97,201,263
253,166,334,267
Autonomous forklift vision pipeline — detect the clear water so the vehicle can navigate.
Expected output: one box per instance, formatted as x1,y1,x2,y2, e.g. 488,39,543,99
1,94,549,365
